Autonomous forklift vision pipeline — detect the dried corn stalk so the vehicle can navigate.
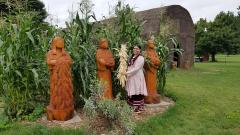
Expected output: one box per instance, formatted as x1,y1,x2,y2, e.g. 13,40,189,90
117,44,128,87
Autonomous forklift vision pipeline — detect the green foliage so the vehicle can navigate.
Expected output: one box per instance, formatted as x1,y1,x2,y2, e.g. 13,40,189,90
23,104,44,121
0,0,47,22
238,5,240,16
154,13,183,95
155,34,182,95
0,114,11,131
83,80,135,135
97,1,143,48
195,9,240,62
225,110,240,120
195,18,209,57
63,0,97,107
0,12,56,119
114,1,143,47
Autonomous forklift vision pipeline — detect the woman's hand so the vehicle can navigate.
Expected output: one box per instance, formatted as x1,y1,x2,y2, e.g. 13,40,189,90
125,71,132,78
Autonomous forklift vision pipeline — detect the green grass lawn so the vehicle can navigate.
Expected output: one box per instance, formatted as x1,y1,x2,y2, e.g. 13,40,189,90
135,55,240,135
1,55,240,135
0,124,88,135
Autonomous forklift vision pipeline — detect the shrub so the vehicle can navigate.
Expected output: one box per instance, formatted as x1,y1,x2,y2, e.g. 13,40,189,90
0,113,11,131
83,79,136,135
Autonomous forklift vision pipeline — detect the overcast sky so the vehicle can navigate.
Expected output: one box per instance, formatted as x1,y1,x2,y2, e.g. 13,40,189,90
41,0,239,27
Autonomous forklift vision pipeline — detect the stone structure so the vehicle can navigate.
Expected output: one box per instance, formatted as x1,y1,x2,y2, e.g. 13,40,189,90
46,37,74,121
144,39,161,104
101,5,194,69
136,5,195,69
96,38,115,99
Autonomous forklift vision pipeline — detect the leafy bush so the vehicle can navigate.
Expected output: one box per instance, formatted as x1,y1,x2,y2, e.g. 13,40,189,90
83,80,135,135
23,104,44,121
0,114,11,131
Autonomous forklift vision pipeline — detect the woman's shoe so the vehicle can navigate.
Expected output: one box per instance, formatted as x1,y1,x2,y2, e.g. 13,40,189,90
138,106,145,111
134,106,142,114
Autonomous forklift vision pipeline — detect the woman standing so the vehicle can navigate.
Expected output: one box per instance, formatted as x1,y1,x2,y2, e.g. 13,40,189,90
126,45,148,113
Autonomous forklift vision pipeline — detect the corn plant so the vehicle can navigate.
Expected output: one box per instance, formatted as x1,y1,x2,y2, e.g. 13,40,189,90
0,12,56,119
114,1,144,51
155,34,182,95
148,12,183,95
63,0,97,107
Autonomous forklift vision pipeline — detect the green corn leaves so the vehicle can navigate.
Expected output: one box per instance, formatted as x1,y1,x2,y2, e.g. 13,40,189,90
0,12,55,119
63,1,97,107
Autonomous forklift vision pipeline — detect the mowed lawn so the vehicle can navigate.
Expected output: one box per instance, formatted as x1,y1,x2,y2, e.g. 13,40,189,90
135,55,240,135
1,55,240,135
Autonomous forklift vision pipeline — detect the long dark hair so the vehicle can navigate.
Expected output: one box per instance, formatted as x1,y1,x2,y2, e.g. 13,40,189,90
128,45,141,66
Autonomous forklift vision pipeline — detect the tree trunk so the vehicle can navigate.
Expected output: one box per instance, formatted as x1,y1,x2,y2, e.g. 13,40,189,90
211,53,216,62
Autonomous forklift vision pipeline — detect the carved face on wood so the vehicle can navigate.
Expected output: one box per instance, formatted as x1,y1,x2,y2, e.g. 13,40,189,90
147,39,155,49
52,37,64,49
99,38,108,49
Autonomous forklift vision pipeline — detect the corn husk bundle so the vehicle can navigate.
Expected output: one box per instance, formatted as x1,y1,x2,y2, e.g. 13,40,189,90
117,44,128,87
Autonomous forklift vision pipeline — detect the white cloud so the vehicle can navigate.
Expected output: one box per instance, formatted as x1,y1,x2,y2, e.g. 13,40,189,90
41,0,239,27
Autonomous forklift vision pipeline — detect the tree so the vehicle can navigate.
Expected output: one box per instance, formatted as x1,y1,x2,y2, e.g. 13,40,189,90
236,6,240,52
195,18,209,58
195,11,240,62
0,0,47,22
195,22,223,62
238,5,240,16
212,12,237,54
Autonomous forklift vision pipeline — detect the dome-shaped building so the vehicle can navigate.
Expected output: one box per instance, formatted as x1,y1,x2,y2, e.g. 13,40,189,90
136,5,195,69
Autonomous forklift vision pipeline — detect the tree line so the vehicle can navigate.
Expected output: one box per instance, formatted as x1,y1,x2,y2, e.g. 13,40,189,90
0,0,47,23
195,6,240,62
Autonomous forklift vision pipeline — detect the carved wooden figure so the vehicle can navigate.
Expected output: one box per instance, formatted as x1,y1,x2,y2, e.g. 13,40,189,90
144,39,161,104
46,37,74,121
96,38,115,99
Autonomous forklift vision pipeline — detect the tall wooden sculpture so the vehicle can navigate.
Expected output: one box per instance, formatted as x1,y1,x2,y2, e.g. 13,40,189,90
96,38,115,99
144,39,161,104
46,37,74,121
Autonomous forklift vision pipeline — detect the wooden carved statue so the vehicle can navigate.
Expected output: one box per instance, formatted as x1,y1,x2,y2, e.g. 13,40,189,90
46,36,74,121
144,39,161,104
96,38,115,99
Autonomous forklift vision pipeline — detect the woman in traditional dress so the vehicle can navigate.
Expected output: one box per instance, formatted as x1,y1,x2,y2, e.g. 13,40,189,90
125,45,148,113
